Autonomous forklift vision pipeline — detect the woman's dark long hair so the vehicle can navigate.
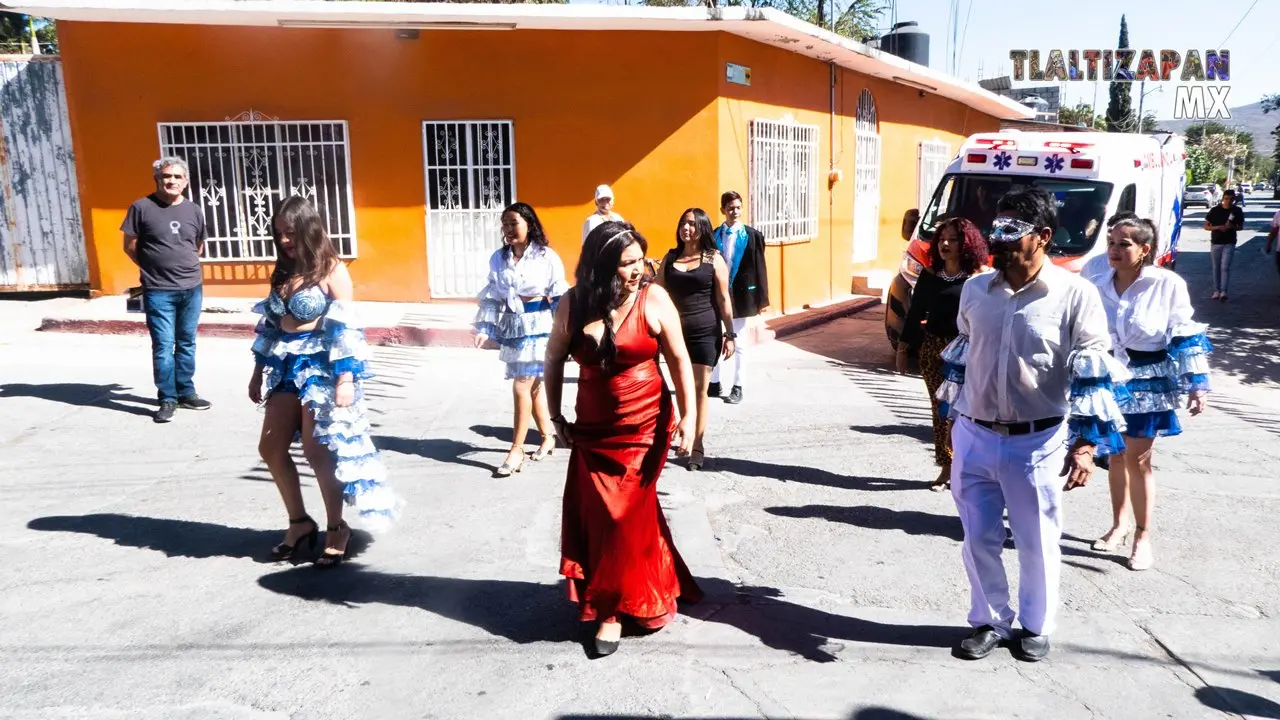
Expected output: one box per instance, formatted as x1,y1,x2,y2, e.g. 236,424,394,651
930,217,989,274
270,195,339,292
572,220,649,370
501,202,549,258
673,208,717,258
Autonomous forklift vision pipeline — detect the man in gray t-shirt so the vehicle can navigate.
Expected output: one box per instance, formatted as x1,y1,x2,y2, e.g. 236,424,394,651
121,157,211,423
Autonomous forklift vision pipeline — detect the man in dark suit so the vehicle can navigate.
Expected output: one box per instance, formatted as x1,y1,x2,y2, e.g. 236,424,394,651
710,190,770,404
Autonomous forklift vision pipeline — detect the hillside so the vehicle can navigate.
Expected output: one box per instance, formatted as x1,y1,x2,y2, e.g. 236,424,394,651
1158,100,1277,156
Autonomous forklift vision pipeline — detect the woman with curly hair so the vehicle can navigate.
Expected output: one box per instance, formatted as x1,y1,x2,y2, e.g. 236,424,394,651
896,217,989,491
473,202,569,477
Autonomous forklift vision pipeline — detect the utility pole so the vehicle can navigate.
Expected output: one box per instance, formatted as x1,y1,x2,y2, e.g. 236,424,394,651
28,15,41,55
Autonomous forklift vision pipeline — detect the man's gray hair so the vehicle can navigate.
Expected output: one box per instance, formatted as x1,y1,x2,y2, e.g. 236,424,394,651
153,156,189,179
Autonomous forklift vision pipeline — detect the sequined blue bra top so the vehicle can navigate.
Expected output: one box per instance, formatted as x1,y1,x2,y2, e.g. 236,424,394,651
264,285,331,324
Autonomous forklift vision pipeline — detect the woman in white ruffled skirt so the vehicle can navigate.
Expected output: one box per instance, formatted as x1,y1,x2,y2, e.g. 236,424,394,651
1088,217,1211,571
473,203,569,477
250,196,401,566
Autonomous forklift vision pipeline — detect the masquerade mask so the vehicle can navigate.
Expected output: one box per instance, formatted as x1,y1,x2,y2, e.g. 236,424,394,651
989,216,1039,244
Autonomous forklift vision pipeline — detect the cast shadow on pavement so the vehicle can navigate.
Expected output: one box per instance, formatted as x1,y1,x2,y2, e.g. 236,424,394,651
556,709,930,720
765,504,964,541
374,434,501,472
255,569,960,663
0,382,155,418
708,456,926,493
848,423,933,443
27,513,372,564
1196,685,1280,719
469,424,551,447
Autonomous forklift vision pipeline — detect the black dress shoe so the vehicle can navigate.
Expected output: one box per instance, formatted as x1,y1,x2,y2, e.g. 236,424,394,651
1013,631,1050,662
708,382,722,398
726,385,743,404
593,637,619,658
955,625,1003,660
178,395,212,411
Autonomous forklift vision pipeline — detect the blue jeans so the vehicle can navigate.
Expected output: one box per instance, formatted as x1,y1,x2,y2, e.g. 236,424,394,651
143,287,202,402
1209,244,1235,293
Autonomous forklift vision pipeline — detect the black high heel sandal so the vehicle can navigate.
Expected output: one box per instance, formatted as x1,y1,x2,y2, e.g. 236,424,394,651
271,515,319,561
316,521,350,568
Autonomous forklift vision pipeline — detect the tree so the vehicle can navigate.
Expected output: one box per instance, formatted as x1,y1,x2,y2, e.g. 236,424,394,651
1105,15,1134,133
0,11,56,53
1057,102,1104,129
1201,133,1247,171
705,0,886,41
1183,121,1231,146
1140,112,1158,133
1185,144,1216,184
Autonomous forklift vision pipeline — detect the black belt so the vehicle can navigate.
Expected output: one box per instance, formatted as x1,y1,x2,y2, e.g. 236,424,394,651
969,416,1063,437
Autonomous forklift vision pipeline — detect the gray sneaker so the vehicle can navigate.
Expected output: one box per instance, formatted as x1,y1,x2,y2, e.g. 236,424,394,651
154,400,178,423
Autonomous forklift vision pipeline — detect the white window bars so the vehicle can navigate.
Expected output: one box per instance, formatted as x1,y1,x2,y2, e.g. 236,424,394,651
157,119,357,261
422,120,516,298
918,140,952,214
748,118,819,244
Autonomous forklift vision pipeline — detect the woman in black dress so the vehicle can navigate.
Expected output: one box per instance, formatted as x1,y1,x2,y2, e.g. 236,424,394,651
657,208,736,470
895,217,989,491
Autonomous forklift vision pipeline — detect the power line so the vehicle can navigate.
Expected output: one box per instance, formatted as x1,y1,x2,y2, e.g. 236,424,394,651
956,0,974,74
1219,0,1259,48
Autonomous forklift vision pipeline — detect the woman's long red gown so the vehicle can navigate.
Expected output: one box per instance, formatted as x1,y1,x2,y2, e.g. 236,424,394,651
560,285,703,628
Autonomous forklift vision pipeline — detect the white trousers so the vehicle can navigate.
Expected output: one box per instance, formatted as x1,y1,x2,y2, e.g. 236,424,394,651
711,317,749,387
950,415,1066,639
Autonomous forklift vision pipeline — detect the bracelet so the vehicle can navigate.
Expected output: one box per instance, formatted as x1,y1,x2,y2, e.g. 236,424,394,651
551,414,566,423
725,332,737,340
337,378,354,386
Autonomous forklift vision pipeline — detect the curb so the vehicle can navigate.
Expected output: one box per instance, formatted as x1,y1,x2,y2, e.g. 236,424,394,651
37,295,881,348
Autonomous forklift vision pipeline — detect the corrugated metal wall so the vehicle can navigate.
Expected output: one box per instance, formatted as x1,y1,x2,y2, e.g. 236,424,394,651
0,56,88,291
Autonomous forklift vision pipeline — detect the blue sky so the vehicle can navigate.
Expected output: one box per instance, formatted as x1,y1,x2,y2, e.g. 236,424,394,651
571,0,1275,120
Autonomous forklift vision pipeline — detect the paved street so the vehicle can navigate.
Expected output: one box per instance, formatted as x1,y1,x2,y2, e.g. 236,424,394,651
1,208,1278,720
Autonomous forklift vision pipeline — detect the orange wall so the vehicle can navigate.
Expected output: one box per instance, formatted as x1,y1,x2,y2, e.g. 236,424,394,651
57,22,720,301
713,34,1000,311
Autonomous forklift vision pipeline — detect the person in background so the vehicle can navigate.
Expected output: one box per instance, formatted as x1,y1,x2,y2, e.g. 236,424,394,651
937,188,1128,663
1081,212,1141,282
121,156,212,423
1089,217,1211,571
474,202,569,477
710,190,770,404
582,185,624,243
895,217,988,492
656,208,736,470
1265,207,1280,292
543,221,702,658
1204,189,1244,302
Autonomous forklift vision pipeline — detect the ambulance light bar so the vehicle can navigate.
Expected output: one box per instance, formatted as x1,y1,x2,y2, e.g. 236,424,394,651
966,153,987,163
1043,141,1093,154
1017,156,1037,166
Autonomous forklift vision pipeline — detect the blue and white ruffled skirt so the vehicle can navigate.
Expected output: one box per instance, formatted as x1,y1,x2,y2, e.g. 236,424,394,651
475,298,555,380
1116,335,1212,440
255,322,402,531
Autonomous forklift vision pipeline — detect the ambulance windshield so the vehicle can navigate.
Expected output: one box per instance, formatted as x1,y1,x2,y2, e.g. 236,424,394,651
919,174,1114,257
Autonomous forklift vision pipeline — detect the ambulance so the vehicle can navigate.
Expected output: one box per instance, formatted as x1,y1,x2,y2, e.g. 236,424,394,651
885,130,1188,349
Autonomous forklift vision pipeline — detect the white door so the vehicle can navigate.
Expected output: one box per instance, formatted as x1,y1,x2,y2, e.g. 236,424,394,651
0,58,89,291
423,121,515,298
853,89,881,264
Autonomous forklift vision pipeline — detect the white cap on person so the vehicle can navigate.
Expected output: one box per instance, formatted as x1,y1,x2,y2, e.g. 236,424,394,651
595,184,614,201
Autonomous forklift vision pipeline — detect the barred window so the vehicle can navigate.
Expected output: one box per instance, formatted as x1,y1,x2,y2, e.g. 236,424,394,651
158,119,357,261
748,118,819,244
918,140,953,213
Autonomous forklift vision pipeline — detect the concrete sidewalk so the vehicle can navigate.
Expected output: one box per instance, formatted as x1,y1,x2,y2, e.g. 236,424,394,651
32,292,881,348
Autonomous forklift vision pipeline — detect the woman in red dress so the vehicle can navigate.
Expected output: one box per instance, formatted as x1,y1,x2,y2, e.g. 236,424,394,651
543,220,703,658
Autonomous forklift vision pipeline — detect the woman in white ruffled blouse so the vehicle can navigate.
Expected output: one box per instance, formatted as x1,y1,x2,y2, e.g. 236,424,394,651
473,202,570,477
1089,217,1212,571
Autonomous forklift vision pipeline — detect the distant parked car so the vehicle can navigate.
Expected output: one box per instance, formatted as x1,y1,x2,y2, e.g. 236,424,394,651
1183,185,1215,208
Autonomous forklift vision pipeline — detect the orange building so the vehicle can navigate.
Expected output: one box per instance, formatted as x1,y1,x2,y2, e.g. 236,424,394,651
18,1,1032,312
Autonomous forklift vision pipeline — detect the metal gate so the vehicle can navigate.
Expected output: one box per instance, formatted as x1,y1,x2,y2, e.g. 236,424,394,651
853,89,881,264
423,120,515,298
918,140,952,213
0,56,88,291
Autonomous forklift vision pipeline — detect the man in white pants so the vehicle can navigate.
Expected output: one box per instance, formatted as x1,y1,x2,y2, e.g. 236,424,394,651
711,190,770,404
936,187,1128,662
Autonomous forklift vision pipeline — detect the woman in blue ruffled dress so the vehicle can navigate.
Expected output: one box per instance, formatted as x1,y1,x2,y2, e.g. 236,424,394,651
250,196,400,567
473,202,569,477
1089,217,1211,571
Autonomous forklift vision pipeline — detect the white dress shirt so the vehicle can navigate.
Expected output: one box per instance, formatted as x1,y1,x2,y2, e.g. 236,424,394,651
478,244,569,314
951,263,1113,423
1092,265,1203,367
582,212,623,243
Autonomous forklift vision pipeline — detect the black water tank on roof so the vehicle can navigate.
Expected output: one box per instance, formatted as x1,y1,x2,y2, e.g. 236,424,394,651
876,21,930,67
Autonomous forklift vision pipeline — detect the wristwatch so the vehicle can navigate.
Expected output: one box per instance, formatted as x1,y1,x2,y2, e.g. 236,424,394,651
724,331,737,340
